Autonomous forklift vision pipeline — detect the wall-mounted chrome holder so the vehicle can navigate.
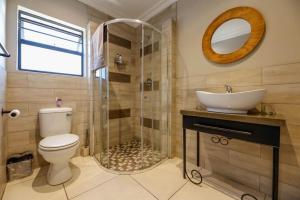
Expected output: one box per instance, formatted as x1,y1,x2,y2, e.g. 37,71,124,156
1,109,13,116
114,53,127,69
0,42,10,58
1,109,21,119
145,78,152,87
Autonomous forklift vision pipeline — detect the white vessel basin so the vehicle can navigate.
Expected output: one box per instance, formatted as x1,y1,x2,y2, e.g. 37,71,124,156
196,89,266,114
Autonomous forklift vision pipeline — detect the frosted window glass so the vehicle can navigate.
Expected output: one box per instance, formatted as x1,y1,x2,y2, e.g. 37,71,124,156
21,44,82,75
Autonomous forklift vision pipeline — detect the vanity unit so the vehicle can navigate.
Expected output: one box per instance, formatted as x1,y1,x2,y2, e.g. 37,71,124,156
180,109,285,200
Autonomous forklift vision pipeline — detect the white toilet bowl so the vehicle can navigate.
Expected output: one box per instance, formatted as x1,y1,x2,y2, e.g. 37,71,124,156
38,133,79,185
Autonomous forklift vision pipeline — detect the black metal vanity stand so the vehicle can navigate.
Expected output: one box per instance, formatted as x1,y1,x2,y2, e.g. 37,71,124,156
181,110,285,200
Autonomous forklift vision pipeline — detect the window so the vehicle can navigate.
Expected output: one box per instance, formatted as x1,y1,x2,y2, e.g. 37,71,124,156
18,10,84,76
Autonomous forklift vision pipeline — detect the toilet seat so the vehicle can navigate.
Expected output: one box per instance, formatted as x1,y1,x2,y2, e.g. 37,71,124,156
39,134,79,151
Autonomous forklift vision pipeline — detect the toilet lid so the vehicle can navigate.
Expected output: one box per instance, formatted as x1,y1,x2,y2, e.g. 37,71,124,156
39,134,79,151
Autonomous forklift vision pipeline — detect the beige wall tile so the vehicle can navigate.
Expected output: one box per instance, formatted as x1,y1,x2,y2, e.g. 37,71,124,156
7,116,38,132
260,176,300,199
76,102,89,112
261,144,300,167
7,130,35,148
176,75,206,90
7,72,28,88
280,124,300,145
7,88,55,102
200,140,229,162
273,104,300,125
279,163,300,187
204,157,260,190
205,68,262,87
263,63,300,85
229,151,272,177
54,89,89,101
227,139,261,157
27,73,58,89
73,112,88,124
28,74,88,90
263,84,300,104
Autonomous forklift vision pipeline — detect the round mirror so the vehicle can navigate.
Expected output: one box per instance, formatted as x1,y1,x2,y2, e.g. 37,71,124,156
202,7,265,64
211,19,251,54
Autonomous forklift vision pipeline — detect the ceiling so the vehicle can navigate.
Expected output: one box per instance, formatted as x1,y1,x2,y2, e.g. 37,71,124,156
78,0,177,21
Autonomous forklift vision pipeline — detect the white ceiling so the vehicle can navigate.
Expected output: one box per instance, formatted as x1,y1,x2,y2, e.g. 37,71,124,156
78,0,177,21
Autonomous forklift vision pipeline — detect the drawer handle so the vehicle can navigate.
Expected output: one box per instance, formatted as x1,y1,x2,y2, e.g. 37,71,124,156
193,123,252,136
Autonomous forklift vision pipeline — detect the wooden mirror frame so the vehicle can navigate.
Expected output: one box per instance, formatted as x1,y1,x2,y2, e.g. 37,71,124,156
202,7,265,64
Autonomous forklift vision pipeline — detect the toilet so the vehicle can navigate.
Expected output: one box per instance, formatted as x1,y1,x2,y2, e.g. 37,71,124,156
38,107,79,185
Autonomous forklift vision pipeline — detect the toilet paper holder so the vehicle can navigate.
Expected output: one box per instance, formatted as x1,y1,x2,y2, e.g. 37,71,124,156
1,109,11,116
1,109,20,118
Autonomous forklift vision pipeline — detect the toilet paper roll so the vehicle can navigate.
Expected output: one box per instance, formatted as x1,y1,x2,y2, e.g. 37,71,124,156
8,109,21,118
80,146,90,157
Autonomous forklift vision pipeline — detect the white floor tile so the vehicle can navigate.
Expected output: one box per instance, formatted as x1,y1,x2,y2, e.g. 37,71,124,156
131,158,187,200
170,182,235,200
64,156,117,199
72,175,157,200
2,175,67,200
2,157,243,200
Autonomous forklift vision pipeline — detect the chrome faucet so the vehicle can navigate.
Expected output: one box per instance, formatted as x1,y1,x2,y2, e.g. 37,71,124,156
225,84,233,93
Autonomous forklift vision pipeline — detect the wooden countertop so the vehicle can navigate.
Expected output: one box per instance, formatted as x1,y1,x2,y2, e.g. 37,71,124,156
180,109,285,127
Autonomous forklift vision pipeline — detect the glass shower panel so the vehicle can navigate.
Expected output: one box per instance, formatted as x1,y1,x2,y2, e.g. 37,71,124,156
93,26,109,168
152,30,165,163
158,31,169,160
107,22,144,171
141,26,164,168
93,69,101,162
98,66,109,168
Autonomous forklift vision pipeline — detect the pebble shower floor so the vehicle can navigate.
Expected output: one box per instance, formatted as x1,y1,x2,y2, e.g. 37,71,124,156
100,139,161,172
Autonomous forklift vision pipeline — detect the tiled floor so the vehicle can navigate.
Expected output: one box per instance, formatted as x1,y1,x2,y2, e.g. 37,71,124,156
2,156,235,200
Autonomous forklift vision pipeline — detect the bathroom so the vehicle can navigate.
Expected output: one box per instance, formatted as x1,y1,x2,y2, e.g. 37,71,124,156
0,0,299,199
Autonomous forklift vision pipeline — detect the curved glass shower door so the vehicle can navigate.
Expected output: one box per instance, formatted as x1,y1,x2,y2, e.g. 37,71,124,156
140,25,168,168
92,19,169,173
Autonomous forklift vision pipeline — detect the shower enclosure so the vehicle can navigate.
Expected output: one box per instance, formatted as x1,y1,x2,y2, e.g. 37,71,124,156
90,19,169,173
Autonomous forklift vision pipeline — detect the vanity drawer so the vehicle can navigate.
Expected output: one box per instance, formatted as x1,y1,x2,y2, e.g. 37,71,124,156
183,115,280,147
